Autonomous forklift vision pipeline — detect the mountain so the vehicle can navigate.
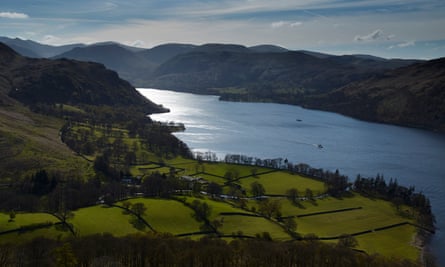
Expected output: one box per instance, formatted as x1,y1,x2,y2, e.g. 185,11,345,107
249,44,289,53
4,37,440,132
0,42,164,113
147,44,417,95
137,43,196,65
0,37,84,58
90,41,146,52
54,43,157,85
303,57,445,132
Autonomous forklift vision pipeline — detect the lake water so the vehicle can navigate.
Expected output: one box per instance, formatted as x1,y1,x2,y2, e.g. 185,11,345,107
139,88,445,265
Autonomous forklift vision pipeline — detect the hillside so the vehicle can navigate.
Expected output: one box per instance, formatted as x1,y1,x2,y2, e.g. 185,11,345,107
303,58,445,132
54,44,157,85
147,44,418,95
0,42,163,112
149,47,396,94
137,43,196,64
0,42,165,179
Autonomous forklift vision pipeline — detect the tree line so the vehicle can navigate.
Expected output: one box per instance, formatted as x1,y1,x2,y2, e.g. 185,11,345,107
0,233,425,267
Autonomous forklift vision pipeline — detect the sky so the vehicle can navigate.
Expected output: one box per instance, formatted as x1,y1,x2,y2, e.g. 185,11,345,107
1,0,444,59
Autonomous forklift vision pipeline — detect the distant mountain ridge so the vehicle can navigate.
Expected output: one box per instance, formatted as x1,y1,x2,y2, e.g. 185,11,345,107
3,37,444,133
0,37,85,58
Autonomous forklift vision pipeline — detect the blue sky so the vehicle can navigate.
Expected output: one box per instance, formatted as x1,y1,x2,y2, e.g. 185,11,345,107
1,0,444,59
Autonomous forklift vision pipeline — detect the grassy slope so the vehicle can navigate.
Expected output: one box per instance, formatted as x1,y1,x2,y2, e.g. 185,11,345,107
238,172,326,196
70,205,147,237
0,212,71,244
122,198,201,235
0,106,93,181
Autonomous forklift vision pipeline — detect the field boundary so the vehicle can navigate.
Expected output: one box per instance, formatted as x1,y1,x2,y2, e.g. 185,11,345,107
282,207,363,219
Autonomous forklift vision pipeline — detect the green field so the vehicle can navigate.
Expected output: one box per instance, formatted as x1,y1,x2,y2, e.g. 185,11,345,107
355,224,419,261
238,171,326,196
69,205,147,237
219,215,290,240
121,198,201,234
0,212,60,232
0,212,71,244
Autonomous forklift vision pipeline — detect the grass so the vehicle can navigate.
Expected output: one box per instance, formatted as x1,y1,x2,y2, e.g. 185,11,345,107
0,212,71,244
238,171,326,196
0,212,60,232
0,107,94,181
219,215,290,240
121,198,201,235
278,194,413,237
183,197,248,220
355,224,419,261
0,225,72,244
70,205,147,237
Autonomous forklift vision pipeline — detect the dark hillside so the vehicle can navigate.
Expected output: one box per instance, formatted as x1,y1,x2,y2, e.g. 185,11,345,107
303,57,445,132
149,50,388,94
0,42,163,113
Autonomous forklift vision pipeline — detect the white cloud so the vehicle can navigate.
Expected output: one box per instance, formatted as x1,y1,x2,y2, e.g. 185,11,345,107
129,40,146,47
354,29,383,42
388,40,415,49
290,21,303,27
397,40,415,47
41,35,61,45
271,21,303,28
0,12,29,19
271,21,286,28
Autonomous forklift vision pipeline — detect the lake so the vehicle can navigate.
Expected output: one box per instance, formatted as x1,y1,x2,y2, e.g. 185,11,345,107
139,88,445,265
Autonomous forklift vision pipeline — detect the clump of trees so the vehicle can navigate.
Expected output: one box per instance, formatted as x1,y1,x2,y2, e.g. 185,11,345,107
0,233,423,267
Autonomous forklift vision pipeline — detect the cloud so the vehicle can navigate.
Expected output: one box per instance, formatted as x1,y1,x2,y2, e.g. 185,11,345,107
386,34,395,40
129,40,146,47
271,21,303,28
397,40,415,47
354,29,383,42
388,40,415,49
41,35,61,45
271,21,286,28
0,12,29,19
290,21,303,27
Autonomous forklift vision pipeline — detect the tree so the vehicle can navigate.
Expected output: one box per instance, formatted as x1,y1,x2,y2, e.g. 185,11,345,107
251,182,265,198
305,188,314,200
54,243,78,267
191,200,211,222
8,211,15,222
283,217,297,232
207,182,223,197
337,234,358,248
131,202,147,218
258,199,282,219
286,188,299,204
